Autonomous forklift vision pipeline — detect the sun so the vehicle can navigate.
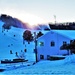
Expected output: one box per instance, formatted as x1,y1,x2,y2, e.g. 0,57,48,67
1,9,47,28
18,13,46,27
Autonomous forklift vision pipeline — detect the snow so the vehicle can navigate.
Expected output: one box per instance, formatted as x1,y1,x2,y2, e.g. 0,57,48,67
53,30,75,39
0,20,49,61
1,54,75,75
0,20,35,61
64,54,75,63
1,20,75,75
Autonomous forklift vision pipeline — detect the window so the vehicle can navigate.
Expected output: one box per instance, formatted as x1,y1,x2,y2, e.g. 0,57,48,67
51,41,55,47
40,55,44,59
39,42,44,46
63,41,67,45
47,55,50,60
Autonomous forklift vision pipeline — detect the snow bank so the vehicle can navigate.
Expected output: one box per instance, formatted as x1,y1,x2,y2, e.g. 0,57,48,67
35,60,65,67
64,54,75,63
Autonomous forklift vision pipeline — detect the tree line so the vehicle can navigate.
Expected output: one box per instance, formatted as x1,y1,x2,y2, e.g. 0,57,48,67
49,22,75,30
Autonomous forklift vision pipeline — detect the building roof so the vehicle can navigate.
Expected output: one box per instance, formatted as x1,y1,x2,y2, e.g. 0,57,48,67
54,30,75,39
38,30,75,40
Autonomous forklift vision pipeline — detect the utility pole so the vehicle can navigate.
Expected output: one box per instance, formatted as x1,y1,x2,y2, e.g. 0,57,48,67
34,32,38,62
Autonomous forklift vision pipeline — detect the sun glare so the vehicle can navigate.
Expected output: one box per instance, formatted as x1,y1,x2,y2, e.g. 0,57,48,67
1,9,47,28
18,13,46,27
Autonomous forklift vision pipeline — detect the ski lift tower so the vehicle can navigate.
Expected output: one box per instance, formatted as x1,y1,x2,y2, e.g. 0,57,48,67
54,15,56,25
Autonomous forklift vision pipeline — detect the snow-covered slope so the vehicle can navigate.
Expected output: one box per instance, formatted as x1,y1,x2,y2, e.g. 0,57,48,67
0,20,36,61
2,55,75,75
0,20,49,61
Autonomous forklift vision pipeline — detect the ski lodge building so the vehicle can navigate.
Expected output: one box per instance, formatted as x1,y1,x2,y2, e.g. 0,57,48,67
37,30,75,61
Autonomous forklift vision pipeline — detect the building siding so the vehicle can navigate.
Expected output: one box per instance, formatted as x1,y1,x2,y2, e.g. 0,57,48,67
37,30,72,61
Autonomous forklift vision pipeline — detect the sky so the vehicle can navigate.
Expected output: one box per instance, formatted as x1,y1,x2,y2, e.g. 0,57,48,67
0,0,75,25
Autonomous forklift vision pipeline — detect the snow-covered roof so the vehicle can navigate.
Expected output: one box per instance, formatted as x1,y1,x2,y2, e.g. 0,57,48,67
53,30,75,39
38,30,75,40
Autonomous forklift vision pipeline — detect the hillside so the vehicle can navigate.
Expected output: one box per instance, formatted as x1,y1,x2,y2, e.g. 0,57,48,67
0,14,50,30
0,20,49,61
0,20,36,61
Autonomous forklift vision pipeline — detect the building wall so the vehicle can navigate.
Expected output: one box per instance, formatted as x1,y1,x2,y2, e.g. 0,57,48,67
37,31,71,61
